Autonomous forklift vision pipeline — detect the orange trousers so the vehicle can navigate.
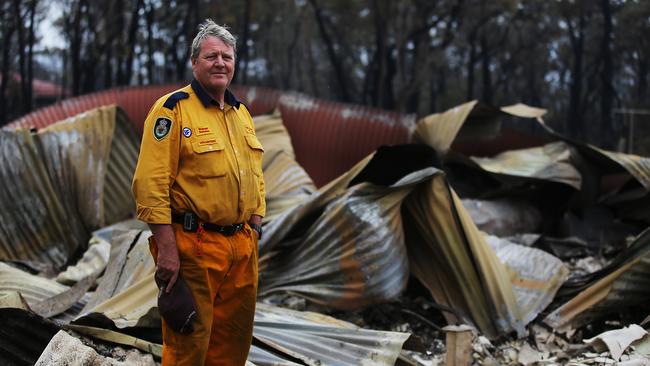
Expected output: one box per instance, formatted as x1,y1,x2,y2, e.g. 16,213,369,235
150,223,258,366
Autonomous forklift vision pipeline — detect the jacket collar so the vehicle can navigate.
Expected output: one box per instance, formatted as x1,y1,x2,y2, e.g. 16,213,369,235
191,79,241,109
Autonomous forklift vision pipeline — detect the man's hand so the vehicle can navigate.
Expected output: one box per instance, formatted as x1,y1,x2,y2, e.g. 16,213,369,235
149,224,180,293
248,214,262,239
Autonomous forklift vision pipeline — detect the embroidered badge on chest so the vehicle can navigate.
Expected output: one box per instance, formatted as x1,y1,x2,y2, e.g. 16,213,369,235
183,127,192,138
153,117,172,141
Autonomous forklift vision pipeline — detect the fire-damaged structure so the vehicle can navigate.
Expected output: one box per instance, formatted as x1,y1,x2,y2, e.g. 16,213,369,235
1,84,649,365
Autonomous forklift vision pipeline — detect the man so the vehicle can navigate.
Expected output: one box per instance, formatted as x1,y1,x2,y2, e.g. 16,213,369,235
132,19,264,365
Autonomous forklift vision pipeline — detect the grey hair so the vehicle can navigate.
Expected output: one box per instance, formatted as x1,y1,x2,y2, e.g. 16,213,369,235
190,19,237,60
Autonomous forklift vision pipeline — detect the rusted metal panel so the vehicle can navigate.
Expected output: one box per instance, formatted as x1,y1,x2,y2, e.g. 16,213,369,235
252,303,410,366
232,85,282,116
545,227,650,332
6,84,280,133
278,93,414,186
7,85,415,188
0,262,89,324
0,106,140,268
469,141,583,189
0,128,79,267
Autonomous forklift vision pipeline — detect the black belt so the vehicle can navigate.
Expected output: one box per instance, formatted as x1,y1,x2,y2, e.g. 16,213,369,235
172,212,244,236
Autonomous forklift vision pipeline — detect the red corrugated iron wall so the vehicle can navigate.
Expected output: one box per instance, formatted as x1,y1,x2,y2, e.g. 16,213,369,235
6,84,413,187
276,94,414,186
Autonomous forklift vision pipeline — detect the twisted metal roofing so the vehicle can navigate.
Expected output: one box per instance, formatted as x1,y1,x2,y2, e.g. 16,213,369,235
6,84,413,187
0,106,139,268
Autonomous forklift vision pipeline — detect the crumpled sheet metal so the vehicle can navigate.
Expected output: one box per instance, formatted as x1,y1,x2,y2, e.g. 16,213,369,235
500,103,548,119
6,84,278,134
258,152,414,309
484,234,568,326
414,101,547,156
253,110,317,223
79,229,158,328
277,92,414,187
9,84,415,188
588,147,650,193
469,141,583,189
254,110,297,161
414,100,479,153
260,144,564,338
0,128,79,267
0,307,60,366
67,234,411,365
0,262,88,323
56,236,111,285
0,106,139,268
545,227,650,332
251,303,410,366
462,198,543,237
261,151,317,223
402,173,525,338
529,116,650,192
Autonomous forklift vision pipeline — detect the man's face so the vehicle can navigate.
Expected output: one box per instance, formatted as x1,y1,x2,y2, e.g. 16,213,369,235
191,36,235,96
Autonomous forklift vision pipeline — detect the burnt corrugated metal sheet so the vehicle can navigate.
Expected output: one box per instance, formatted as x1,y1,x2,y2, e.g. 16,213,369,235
6,85,180,132
254,110,316,222
80,229,157,327
104,108,141,224
252,303,410,366
277,93,415,186
0,106,140,268
469,141,583,189
7,84,407,187
0,262,88,323
484,234,568,326
544,227,650,332
260,144,566,338
414,101,548,158
69,227,412,365
0,128,81,267
6,84,280,134
0,308,60,366
259,155,413,309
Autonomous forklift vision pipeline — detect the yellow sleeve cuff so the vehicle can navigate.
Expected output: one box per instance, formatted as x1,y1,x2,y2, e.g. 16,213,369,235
253,206,266,218
136,205,172,224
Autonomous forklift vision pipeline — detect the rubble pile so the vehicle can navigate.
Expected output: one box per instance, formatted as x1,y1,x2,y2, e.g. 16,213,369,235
0,95,649,365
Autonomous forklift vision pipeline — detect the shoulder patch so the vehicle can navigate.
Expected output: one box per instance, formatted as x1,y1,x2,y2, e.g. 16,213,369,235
163,91,189,110
153,117,172,140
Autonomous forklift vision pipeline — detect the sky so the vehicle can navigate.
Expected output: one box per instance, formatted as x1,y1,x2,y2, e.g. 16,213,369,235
38,2,64,49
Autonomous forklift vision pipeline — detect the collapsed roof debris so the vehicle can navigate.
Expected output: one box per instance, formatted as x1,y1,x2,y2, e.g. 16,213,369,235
0,84,649,364
35,330,157,366
545,227,650,333
0,305,60,366
0,106,139,269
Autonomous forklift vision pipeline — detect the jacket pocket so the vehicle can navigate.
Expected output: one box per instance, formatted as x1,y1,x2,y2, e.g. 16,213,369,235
191,138,227,178
244,134,264,176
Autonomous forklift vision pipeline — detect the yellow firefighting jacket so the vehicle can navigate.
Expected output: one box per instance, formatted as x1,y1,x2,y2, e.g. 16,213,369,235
132,80,265,225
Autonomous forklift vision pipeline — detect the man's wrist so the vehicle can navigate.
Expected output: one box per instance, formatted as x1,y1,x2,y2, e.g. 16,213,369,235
248,222,262,239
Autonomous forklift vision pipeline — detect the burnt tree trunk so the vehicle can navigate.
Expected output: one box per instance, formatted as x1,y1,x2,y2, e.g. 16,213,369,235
600,0,615,146
124,0,144,85
13,0,28,113
236,0,251,84
0,5,16,125
308,0,352,102
480,33,492,104
567,10,585,139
